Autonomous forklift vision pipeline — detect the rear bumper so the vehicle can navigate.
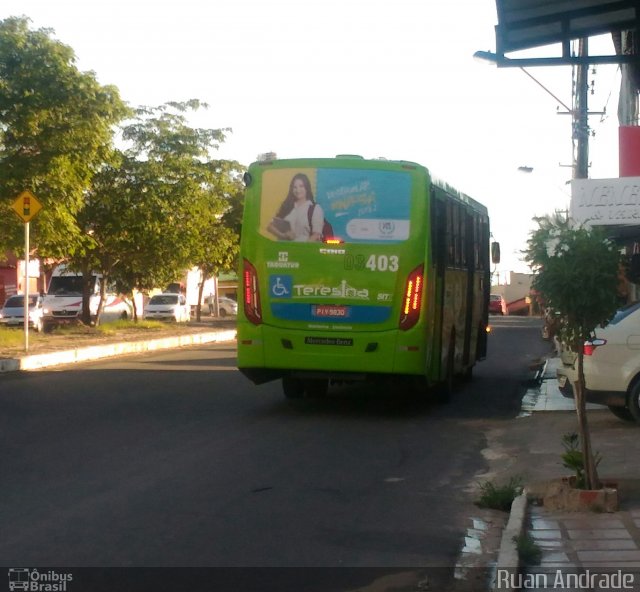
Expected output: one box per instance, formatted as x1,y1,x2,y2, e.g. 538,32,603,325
237,322,430,382
0,318,39,328
556,368,626,407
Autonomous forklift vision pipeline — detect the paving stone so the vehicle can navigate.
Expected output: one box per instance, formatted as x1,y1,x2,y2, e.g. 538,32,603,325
567,528,632,540
529,518,560,530
571,539,638,550
540,550,571,562
536,539,565,548
531,529,563,540
561,518,625,529
577,550,640,562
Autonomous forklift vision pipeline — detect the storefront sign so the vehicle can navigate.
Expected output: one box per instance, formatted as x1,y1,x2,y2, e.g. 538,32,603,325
571,177,640,225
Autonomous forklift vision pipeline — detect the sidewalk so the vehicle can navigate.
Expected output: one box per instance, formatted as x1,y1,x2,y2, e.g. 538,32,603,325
492,357,640,592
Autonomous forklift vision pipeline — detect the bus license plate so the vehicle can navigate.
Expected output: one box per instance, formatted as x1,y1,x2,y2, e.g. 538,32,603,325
305,337,354,346
312,305,349,318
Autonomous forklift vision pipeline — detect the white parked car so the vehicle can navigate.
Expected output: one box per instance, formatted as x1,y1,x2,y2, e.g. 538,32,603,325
0,294,44,332
143,293,190,322
557,301,640,422
217,296,238,317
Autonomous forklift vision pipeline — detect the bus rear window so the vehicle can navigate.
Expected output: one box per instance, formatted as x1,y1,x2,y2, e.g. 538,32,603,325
259,168,411,244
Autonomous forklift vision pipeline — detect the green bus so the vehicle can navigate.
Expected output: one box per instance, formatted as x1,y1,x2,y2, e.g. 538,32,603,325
237,156,491,399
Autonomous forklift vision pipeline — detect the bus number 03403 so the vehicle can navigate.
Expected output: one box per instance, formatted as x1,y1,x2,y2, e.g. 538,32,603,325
344,254,399,272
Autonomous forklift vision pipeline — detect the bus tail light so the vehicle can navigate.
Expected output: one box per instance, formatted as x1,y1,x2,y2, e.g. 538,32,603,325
399,265,424,330
243,258,262,325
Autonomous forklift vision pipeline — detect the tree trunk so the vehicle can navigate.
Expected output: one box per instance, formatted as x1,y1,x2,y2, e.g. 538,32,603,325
131,293,139,322
197,275,205,322
80,261,93,326
95,276,107,326
575,349,600,489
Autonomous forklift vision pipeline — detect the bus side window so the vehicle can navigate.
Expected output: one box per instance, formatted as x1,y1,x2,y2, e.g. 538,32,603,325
460,206,468,268
446,201,454,266
431,192,447,272
482,218,490,269
473,214,481,270
452,202,462,268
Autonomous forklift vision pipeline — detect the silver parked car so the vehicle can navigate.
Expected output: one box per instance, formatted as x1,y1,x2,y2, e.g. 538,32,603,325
217,296,238,317
0,294,44,332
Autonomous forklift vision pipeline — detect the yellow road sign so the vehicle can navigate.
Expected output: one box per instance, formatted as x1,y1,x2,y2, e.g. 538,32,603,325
11,190,43,223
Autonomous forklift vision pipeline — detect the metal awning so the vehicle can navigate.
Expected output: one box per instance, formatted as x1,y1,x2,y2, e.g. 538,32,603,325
493,0,640,65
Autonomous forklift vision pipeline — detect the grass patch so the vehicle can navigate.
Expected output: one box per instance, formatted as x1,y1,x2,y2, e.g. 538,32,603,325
475,476,524,511
514,533,542,566
96,319,165,334
0,327,28,348
43,319,165,336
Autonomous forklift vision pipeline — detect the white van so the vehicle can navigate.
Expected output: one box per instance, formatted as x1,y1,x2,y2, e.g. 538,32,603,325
42,265,132,331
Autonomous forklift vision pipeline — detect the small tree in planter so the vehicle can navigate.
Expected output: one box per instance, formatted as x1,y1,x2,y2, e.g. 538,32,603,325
524,214,622,490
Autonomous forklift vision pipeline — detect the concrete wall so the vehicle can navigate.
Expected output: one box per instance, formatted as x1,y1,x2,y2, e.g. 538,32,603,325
491,272,533,306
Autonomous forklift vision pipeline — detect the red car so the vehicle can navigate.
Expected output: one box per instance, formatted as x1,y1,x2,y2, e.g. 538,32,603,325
489,294,507,315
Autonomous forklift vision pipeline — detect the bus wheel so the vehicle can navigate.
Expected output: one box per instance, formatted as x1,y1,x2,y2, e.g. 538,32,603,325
436,347,455,404
305,379,328,398
282,376,304,399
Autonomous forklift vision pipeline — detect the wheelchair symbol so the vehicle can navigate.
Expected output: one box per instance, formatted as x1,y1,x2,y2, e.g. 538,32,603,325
270,275,292,298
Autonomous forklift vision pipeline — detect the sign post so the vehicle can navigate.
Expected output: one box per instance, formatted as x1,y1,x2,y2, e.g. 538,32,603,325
10,190,43,352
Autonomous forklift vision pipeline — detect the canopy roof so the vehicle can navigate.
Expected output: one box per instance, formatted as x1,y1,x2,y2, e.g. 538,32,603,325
494,0,640,65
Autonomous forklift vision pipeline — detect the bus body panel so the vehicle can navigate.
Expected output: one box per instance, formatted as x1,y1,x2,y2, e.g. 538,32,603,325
237,157,490,392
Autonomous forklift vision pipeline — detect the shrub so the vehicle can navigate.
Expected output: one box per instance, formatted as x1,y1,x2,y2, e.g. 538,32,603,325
476,476,523,511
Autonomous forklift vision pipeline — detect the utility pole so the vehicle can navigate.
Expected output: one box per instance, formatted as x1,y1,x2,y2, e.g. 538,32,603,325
574,38,590,179
618,30,639,127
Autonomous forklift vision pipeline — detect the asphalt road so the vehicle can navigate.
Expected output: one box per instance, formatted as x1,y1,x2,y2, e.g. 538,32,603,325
0,316,551,589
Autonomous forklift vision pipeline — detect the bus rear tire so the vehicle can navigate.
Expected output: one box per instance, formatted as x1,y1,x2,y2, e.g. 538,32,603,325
283,376,304,399
436,346,455,404
305,379,328,398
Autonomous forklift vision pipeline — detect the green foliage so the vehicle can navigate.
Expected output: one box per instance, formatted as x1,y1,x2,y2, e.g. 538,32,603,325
524,214,621,350
85,103,240,311
561,432,602,490
0,18,243,326
0,16,130,258
514,533,542,566
475,476,523,511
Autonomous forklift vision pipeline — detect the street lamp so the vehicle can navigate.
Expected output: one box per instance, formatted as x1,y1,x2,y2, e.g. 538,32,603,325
474,48,589,179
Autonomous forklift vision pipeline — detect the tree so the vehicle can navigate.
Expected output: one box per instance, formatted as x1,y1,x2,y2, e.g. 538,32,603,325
0,16,130,259
84,102,233,322
190,160,244,320
524,214,622,489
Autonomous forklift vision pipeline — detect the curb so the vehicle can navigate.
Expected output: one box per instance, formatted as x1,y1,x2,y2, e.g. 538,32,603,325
0,329,237,373
491,492,527,592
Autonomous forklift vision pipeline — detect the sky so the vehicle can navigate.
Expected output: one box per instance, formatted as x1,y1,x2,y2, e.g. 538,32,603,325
1,0,624,275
